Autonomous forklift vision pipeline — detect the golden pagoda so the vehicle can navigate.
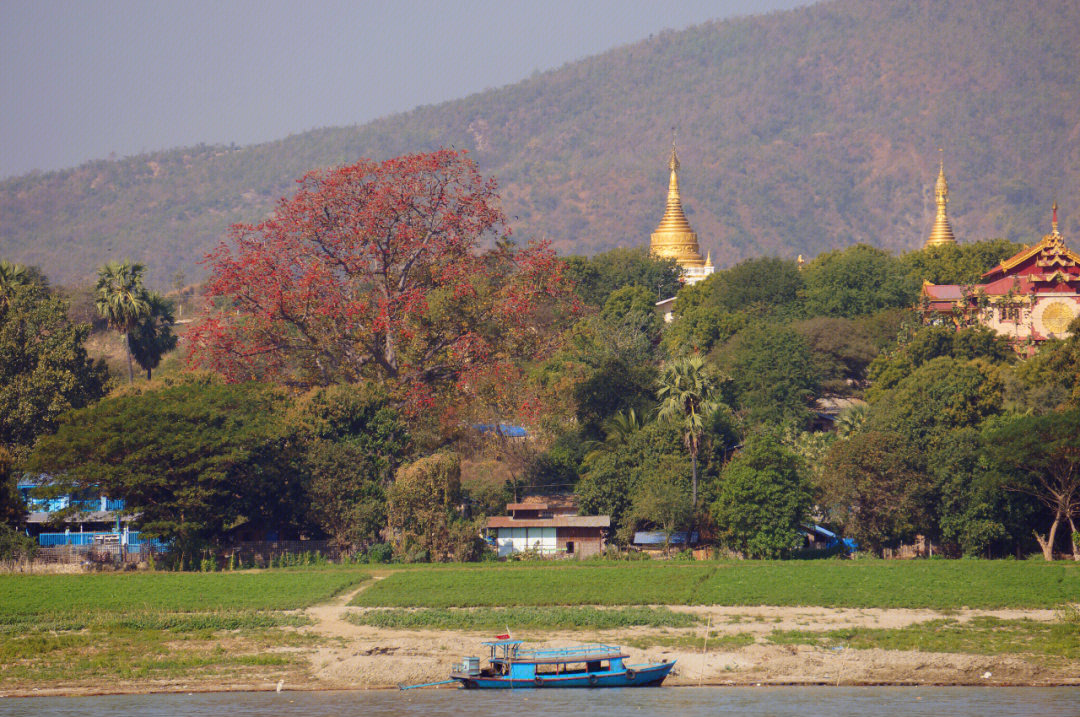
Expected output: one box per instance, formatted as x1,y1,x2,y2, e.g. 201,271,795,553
650,141,711,280
924,151,957,248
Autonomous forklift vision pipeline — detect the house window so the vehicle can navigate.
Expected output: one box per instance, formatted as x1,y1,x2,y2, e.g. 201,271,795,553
999,306,1020,322
566,541,575,555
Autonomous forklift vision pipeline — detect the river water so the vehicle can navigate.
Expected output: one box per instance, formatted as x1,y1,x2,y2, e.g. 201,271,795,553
1,687,1077,717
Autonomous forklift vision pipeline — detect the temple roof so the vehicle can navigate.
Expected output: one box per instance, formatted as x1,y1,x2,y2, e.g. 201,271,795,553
983,203,1080,280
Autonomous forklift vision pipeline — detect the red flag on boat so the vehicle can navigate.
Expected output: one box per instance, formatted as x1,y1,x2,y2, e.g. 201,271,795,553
495,633,510,640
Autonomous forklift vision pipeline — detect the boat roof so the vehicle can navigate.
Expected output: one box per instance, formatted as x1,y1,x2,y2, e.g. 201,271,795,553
488,643,628,664
481,639,524,647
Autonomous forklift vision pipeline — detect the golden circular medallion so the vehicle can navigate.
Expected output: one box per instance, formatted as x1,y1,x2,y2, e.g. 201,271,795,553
1041,301,1076,334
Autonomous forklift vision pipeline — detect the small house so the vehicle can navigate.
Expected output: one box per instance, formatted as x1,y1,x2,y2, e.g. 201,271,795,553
485,497,609,559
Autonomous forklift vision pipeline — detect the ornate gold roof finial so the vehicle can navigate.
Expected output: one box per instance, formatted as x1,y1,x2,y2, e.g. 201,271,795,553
924,148,957,248
1052,200,1059,234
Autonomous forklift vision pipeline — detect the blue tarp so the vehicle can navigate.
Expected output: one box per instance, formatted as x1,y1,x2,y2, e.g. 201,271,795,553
472,424,528,438
633,531,699,546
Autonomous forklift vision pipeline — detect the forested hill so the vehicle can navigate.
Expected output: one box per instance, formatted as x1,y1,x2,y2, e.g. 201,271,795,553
3,0,1079,287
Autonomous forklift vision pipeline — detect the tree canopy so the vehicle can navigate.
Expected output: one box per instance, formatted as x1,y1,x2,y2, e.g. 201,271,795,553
25,379,304,554
189,149,576,414
0,282,108,460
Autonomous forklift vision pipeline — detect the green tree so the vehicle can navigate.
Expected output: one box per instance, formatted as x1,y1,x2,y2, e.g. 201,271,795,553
867,325,1011,399
127,291,177,380
802,245,918,318
576,420,698,535
25,379,303,559
868,356,1003,453
563,247,681,307
931,426,1031,557
294,383,411,552
94,261,151,383
662,304,746,356
622,463,693,551
0,447,24,527
984,410,1080,561
718,323,821,426
901,239,1023,285
709,257,805,316
657,355,722,508
0,261,30,307
0,447,33,560
792,317,878,394
0,284,109,460
386,452,464,561
818,431,931,554
711,435,811,558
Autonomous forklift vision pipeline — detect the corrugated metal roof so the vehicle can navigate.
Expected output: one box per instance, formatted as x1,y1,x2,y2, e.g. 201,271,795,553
487,516,610,528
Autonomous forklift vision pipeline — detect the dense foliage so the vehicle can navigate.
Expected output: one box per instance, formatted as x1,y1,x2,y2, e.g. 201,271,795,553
189,150,576,416
0,279,108,461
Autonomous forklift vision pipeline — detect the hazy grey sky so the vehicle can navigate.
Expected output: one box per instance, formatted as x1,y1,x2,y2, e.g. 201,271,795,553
1,0,811,179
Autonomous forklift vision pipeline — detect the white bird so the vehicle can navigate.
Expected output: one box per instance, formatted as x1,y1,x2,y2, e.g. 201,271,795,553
982,671,992,679
276,679,284,693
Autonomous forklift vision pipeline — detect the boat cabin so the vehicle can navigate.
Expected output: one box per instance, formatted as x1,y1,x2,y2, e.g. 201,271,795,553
456,641,628,681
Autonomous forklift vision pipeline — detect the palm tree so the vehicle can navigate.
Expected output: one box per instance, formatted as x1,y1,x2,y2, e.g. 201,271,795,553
95,261,151,383
583,408,648,466
657,355,721,508
127,291,177,380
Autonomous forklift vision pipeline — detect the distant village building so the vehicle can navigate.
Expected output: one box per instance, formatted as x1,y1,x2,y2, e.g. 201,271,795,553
921,203,1079,350
649,141,714,285
485,497,608,559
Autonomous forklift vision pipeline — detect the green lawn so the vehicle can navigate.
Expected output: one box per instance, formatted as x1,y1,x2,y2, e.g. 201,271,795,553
346,606,698,630
0,567,368,619
351,560,1080,610
767,615,1080,659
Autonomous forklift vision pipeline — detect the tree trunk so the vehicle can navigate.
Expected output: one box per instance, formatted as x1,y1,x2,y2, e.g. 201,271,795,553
691,453,698,508
123,333,134,383
1069,515,1079,562
1035,513,1061,561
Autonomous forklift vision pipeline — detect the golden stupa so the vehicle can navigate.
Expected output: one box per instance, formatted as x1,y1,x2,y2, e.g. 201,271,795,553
924,151,957,248
650,141,708,269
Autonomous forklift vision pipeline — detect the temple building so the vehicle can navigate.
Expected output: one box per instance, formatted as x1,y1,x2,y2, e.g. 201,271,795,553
924,152,957,249
921,203,1080,350
650,142,714,284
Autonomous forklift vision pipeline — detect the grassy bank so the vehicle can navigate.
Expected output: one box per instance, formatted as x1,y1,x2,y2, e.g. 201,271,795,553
766,611,1080,660
1,568,368,618
346,606,699,630
0,567,368,691
352,561,1080,609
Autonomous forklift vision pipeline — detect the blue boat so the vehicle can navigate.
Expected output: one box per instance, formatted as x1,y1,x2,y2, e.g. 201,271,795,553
449,640,675,689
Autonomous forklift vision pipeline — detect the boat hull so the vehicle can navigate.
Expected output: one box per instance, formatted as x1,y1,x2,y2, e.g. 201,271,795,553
453,661,675,689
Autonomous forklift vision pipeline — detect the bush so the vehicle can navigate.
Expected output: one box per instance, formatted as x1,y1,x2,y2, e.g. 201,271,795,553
0,525,37,561
367,543,393,564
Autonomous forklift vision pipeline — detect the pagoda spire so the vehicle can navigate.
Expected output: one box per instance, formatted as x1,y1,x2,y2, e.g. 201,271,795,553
650,134,705,268
924,149,957,248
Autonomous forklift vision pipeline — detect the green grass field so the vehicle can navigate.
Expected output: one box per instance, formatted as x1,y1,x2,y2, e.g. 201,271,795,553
346,606,698,630
0,567,367,689
767,614,1080,659
0,567,368,618
351,560,1080,610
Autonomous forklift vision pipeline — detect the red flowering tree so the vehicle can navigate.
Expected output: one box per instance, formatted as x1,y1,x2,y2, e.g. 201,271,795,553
189,149,576,413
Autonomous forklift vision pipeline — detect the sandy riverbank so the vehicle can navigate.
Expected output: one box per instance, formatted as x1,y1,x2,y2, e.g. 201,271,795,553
2,588,1076,698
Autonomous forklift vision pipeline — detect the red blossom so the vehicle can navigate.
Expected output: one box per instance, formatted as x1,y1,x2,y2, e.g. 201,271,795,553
189,149,577,415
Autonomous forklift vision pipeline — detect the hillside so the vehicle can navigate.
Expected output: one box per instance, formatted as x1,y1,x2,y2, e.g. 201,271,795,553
2,0,1079,288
